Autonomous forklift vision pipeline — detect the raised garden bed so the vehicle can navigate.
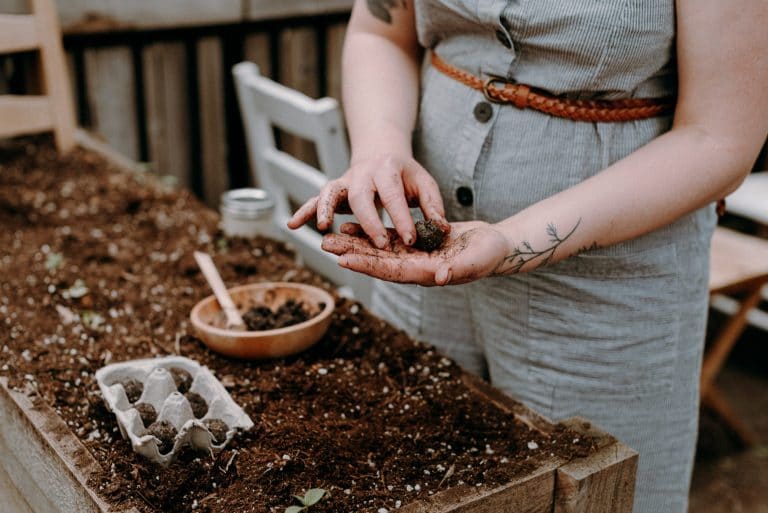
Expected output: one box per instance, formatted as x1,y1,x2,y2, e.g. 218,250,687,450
0,136,637,513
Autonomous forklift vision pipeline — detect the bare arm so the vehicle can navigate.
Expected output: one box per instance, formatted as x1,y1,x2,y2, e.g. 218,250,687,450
490,0,768,276
323,0,768,285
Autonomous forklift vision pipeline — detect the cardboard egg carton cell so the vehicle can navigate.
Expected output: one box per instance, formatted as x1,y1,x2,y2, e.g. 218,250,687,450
95,356,253,466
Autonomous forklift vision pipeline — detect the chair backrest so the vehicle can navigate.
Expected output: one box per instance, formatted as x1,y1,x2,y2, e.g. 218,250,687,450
233,61,372,306
0,0,76,152
725,171,768,225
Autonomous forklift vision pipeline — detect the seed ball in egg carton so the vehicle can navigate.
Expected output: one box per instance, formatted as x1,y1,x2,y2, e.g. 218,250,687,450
95,356,253,466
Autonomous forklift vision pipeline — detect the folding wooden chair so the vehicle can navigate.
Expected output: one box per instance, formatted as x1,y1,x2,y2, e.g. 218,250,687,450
233,61,372,306
710,172,768,332
703,226,768,446
0,0,76,152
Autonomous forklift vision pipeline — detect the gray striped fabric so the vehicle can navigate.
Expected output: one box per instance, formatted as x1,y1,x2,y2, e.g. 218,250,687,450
372,2,717,512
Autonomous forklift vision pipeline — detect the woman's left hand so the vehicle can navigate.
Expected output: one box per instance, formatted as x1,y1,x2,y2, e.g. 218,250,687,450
321,221,509,286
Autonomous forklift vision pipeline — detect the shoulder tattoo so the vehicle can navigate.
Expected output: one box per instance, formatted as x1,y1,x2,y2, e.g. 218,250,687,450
366,0,407,24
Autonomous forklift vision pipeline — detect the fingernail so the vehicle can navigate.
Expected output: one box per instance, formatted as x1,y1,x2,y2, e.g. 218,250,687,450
404,233,414,246
376,235,388,248
338,256,348,267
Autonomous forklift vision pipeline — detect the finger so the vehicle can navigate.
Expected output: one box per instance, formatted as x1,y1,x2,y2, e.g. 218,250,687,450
338,253,436,285
339,222,365,236
408,164,451,233
322,233,382,257
340,223,400,242
435,263,453,286
316,182,348,231
347,178,389,249
287,196,319,229
373,172,416,246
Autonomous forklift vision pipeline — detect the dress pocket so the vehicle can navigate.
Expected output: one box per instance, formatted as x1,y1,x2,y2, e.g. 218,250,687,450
524,243,680,401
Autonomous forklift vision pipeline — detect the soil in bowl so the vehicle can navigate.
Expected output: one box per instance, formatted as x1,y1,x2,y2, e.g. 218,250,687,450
0,137,598,513
240,299,317,331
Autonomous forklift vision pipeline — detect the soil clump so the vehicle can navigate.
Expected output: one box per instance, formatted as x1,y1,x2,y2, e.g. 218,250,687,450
241,299,314,331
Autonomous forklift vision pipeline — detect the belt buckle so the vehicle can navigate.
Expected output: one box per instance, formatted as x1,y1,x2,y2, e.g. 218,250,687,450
482,74,511,104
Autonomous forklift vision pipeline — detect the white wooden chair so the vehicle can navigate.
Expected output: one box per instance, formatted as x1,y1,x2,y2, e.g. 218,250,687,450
233,61,372,306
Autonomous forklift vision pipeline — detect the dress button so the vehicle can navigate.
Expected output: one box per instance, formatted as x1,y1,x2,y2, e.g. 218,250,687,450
456,186,474,207
495,29,512,49
473,102,493,123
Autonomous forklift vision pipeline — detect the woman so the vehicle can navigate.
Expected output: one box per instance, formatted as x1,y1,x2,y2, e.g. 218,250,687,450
288,1,768,511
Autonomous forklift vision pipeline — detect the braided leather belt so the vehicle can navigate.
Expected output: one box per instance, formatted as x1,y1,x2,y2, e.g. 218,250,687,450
431,52,675,123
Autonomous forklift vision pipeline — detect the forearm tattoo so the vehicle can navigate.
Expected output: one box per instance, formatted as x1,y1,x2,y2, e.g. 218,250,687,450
366,0,407,24
493,219,582,275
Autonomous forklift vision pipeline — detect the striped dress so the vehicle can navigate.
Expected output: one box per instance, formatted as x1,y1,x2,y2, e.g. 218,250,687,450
372,2,716,512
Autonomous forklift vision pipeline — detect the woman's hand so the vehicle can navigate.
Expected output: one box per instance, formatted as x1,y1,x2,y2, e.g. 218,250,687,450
287,154,450,249
321,221,509,286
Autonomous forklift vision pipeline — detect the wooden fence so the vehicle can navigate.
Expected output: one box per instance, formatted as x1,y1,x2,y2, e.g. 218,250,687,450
0,1,353,206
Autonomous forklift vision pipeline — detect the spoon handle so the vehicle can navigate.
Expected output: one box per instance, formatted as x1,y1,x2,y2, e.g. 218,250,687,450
193,251,245,328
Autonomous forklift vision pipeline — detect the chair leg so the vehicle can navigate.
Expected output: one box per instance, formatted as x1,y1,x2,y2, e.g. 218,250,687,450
701,285,765,394
702,385,758,447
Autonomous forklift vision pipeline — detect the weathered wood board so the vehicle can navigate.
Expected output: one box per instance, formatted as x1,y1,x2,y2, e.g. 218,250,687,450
1,0,352,32
83,46,140,160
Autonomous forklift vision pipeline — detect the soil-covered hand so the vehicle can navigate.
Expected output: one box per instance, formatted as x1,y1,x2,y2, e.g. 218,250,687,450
287,154,450,249
321,221,509,286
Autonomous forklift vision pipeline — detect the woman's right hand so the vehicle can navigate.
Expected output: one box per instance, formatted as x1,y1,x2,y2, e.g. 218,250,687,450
287,153,450,249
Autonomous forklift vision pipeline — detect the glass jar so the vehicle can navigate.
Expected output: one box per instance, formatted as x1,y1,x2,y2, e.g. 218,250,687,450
219,188,275,238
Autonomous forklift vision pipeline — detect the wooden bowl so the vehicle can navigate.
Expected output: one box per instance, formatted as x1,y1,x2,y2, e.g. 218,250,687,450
190,282,335,359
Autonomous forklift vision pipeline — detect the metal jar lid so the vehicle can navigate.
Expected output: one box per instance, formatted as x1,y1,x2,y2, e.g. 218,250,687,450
220,188,275,219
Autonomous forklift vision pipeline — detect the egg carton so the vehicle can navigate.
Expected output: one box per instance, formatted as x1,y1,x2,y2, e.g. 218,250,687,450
95,356,253,466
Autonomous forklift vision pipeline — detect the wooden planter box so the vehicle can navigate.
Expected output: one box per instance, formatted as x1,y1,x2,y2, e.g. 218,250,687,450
0,373,637,513
0,135,637,513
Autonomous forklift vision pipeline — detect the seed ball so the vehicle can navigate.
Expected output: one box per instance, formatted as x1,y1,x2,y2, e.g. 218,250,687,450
148,421,177,454
414,219,447,252
185,391,208,418
169,368,193,393
118,378,144,403
134,402,157,427
203,418,229,444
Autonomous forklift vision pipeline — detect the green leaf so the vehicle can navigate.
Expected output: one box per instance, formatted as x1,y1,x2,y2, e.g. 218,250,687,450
216,238,229,251
44,252,63,271
293,495,306,504
285,506,304,513
303,488,327,506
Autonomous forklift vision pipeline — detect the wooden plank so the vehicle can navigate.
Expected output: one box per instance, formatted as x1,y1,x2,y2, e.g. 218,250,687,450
401,463,559,513
0,452,36,513
197,36,229,207
76,128,147,173
83,46,140,160
33,0,77,152
0,94,53,137
142,42,191,187
325,22,346,102
0,378,134,513
0,14,39,53
243,32,271,78
278,26,319,167
553,418,638,513
2,0,353,34
56,0,242,34
709,227,768,293
245,0,353,20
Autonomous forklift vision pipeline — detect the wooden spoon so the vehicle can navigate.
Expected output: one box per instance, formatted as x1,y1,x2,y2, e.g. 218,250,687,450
193,251,246,330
